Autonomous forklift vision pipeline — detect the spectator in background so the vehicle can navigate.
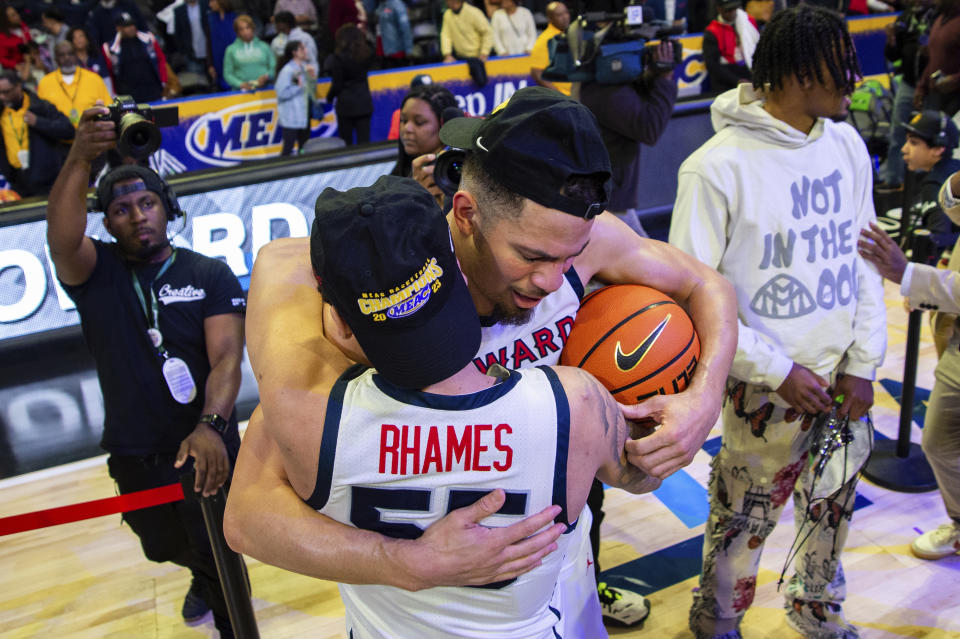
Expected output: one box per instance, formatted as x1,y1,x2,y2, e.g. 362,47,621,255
270,10,317,68
275,39,316,155
915,0,960,116
375,0,413,66
274,0,318,30
41,9,72,48
390,83,458,193
440,0,493,86
0,4,32,70
324,23,373,144
328,0,362,43
16,42,49,92
38,41,112,127
491,0,536,55
68,26,110,81
858,180,960,563
878,0,935,191
386,72,431,140
86,0,147,49
223,14,274,91
530,1,571,95
676,7,884,638
0,69,73,197
170,0,211,77
702,0,759,95
103,11,168,103
899,110,960,247
207,0,237,91
581,39,678,238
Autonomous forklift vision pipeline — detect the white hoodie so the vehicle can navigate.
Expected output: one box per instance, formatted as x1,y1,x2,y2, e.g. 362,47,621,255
670,85,886,392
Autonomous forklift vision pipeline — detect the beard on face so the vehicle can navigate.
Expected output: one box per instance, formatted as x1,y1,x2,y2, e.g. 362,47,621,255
118,233,170,262
485,303,534,327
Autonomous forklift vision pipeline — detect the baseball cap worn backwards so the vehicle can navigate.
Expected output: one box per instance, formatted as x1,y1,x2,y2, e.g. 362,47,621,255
310,175,481,390
438,86,611,219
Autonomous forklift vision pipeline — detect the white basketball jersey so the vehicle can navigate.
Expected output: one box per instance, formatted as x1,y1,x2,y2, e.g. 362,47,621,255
308,365,576,639
472,269,583,373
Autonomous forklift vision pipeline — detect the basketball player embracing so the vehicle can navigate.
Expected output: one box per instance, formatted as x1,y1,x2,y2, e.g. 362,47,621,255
225,87,739,633
234,173,659,637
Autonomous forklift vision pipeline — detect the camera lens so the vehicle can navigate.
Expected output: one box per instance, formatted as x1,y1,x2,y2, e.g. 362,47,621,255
117,112,161,160
433,149,466,199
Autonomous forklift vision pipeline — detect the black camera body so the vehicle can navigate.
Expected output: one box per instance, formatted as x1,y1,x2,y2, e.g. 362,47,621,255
96,95,179,160
432,147,466,199
544,5,683,85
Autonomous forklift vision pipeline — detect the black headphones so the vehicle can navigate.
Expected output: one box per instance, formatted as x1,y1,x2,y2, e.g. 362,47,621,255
93,165,183,221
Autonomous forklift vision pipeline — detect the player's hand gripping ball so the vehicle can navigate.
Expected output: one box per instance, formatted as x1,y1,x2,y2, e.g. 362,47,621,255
560,285,700,404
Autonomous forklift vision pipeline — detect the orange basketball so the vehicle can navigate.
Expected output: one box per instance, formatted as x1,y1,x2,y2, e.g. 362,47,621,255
560,284,701,404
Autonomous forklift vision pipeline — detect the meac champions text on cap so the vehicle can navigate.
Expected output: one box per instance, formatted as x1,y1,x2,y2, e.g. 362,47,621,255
902,110,960,150
310,175,481,390
438,86,612,219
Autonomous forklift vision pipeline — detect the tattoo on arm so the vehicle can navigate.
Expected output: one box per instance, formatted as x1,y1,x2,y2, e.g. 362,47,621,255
585,374,660,494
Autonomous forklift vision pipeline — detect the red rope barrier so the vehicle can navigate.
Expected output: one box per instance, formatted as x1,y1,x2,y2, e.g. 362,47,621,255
0,483,184,537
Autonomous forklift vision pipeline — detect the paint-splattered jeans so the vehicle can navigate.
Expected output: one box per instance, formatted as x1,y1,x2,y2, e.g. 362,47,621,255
689,381,860,639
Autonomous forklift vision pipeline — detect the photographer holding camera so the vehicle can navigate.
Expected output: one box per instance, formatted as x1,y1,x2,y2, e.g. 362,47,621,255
580,39,679,237
45,104,246,637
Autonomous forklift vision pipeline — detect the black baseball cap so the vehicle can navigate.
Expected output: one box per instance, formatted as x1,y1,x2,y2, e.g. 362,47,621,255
903,110,960,150
438,86,611,219
115,11,135,26
95,165,166,212
719,0,741,9
310,175,481,389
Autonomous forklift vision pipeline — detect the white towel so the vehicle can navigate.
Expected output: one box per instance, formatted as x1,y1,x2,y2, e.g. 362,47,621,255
735,8,760,70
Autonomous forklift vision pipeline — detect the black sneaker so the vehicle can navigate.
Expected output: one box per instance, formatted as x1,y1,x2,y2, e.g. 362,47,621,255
182,578,210,624
598,581,651,627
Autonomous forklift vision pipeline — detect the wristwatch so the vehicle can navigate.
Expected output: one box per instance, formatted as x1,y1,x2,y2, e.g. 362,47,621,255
199,413,229,436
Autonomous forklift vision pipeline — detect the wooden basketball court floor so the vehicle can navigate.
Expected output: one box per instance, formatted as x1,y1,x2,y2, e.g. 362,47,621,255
2,279,959,639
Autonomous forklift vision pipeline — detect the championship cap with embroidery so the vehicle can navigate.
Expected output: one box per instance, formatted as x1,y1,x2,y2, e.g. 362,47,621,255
438,86,611,219
310,175,481,389
902,110,960,150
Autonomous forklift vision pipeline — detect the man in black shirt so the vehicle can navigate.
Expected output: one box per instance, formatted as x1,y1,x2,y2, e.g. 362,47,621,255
46,106,246,637
580,41,679,237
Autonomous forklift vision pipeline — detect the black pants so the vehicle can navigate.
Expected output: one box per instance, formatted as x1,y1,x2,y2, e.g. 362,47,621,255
454,53,488,87
281,127,310,155
337,114,371,145
107,452,237,638
588,477,605,581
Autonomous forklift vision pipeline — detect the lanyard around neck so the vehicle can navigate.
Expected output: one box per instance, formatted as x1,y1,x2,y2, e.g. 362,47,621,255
130,249,177,355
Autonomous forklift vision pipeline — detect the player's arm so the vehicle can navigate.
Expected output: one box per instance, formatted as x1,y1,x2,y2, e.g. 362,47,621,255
231,240,567,587
557,366,661,497
46,105,115,286
575,212,738,479
224,408,566,589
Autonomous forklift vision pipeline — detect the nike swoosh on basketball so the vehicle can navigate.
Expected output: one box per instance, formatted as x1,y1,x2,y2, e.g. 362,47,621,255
615,315,671,372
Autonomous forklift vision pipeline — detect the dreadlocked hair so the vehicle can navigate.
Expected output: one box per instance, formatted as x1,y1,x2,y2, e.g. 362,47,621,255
751,4,860,96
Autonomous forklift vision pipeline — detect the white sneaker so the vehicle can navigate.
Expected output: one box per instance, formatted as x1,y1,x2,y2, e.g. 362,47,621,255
911,521,960,560
598,581,651,627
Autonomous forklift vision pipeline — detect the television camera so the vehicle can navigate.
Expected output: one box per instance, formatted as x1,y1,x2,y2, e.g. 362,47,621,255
543,4,683,85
